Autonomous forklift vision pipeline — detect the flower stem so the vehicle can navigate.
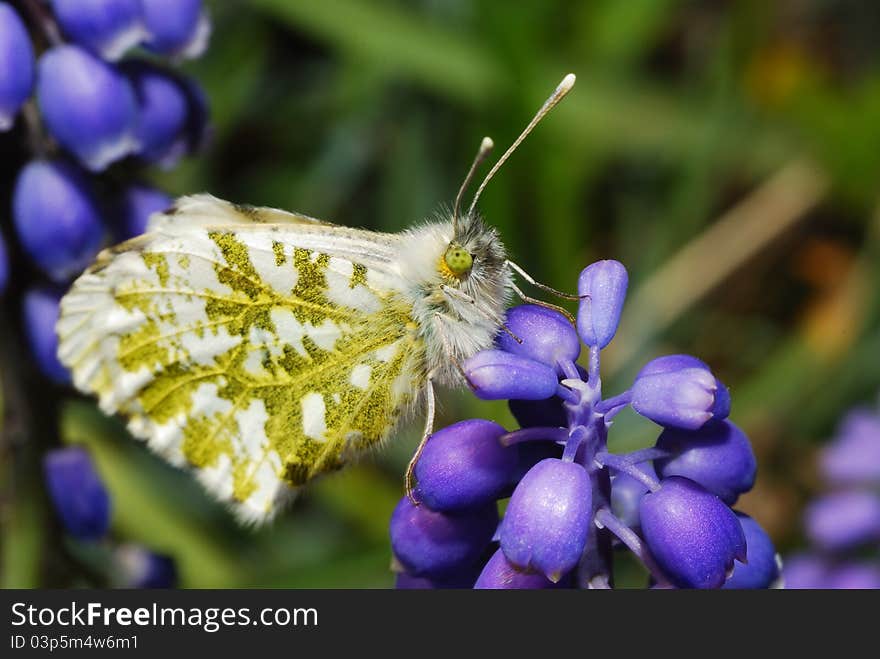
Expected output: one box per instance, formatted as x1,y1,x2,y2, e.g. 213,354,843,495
588,345,601,387
21,0,63,46
555,383,579,404
558,359,580,381
21,101,48,158
595,390,633,416
617,446,670,465
594,451,661,492
562,425,591,462
499,426,567,447
594,507,672,588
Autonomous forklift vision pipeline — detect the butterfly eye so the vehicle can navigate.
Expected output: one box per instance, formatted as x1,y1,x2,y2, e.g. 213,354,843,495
444,245,473,277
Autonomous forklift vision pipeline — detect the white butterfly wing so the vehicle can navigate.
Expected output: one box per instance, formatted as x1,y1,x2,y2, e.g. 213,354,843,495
58,196,427,523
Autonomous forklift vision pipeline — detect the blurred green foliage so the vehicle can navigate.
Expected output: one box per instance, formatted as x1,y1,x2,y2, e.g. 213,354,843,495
4,0,880,588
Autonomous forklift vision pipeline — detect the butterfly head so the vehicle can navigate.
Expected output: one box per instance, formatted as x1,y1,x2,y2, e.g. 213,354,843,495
436,210,504,284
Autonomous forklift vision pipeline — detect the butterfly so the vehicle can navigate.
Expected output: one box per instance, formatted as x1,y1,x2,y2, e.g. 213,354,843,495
56,74,576,524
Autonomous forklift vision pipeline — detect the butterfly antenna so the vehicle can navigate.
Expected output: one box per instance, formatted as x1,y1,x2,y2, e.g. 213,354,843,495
453,136,494,234
468,73,576,216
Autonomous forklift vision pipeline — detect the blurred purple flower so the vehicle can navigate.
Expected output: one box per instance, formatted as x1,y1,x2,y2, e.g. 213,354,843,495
37,45,139,171
0,3,35,131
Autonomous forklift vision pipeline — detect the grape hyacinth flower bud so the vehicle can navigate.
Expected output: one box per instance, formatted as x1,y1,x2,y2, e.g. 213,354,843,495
463,349,558,401
804,491,880,552
639,476,746,589
631,355,727,430
23,287,70,384
124,61,189,168
496,305,580,370
577,259,627,348
785,402,880,589
0,3,35,131
782,554,830,589
141,0,210,59
825,564,880,589
654,420,756,504
113,544,178,588
499,458,592,582
115,183,172,240
43,447,111,540
37,45,139,171
475,548,565,589
13,160,105,282
390,497,497,578
723,513,781,589
787,557,880,589
50,0,145,61
414,419,517,511
820,409,880,487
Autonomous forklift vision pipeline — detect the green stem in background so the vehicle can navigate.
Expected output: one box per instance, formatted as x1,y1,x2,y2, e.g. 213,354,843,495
0,309,49,589
605,158,830,374
250,0,793,172
59,401,243,588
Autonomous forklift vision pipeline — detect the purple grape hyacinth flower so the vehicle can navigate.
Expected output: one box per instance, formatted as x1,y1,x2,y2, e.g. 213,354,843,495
577,259,627,349
392,260,765,589
784,401,880,588
631,358,726,430
475,548,567,589
0,230,9,295
141,0,210,58
43,447,111,540
114,544,178,589
123,61,190,168
610,463,657,531
413,419,517,512
820,409,880,487
37,45,139,171
723,513,781,589
496,304,580,370
115,183,173,240
499,458,592,582
0,3,35,131
825,564,880,589
464,349,558,400
23,286,70,384
51,0,145,61
654,420,756,504
804,491,880,552
390,497,497,578
640,476,747,589
13,159,105,282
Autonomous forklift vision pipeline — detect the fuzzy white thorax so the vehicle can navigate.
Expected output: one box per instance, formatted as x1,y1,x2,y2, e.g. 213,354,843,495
394,212,512,386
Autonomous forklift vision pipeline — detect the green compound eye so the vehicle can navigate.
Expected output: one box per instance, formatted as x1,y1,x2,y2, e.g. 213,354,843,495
444,245,473,276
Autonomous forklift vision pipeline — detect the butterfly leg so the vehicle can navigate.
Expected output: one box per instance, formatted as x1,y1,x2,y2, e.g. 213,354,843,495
506,259,583,300
510,281,576,325
404,374,436,504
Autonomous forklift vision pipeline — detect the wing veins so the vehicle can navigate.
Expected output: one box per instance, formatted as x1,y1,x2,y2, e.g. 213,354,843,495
114,286,360,323
116,318,232,361
140,369,228,415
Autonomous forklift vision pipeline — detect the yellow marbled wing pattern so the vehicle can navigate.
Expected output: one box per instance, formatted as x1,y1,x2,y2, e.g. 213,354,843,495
57,210,426,523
